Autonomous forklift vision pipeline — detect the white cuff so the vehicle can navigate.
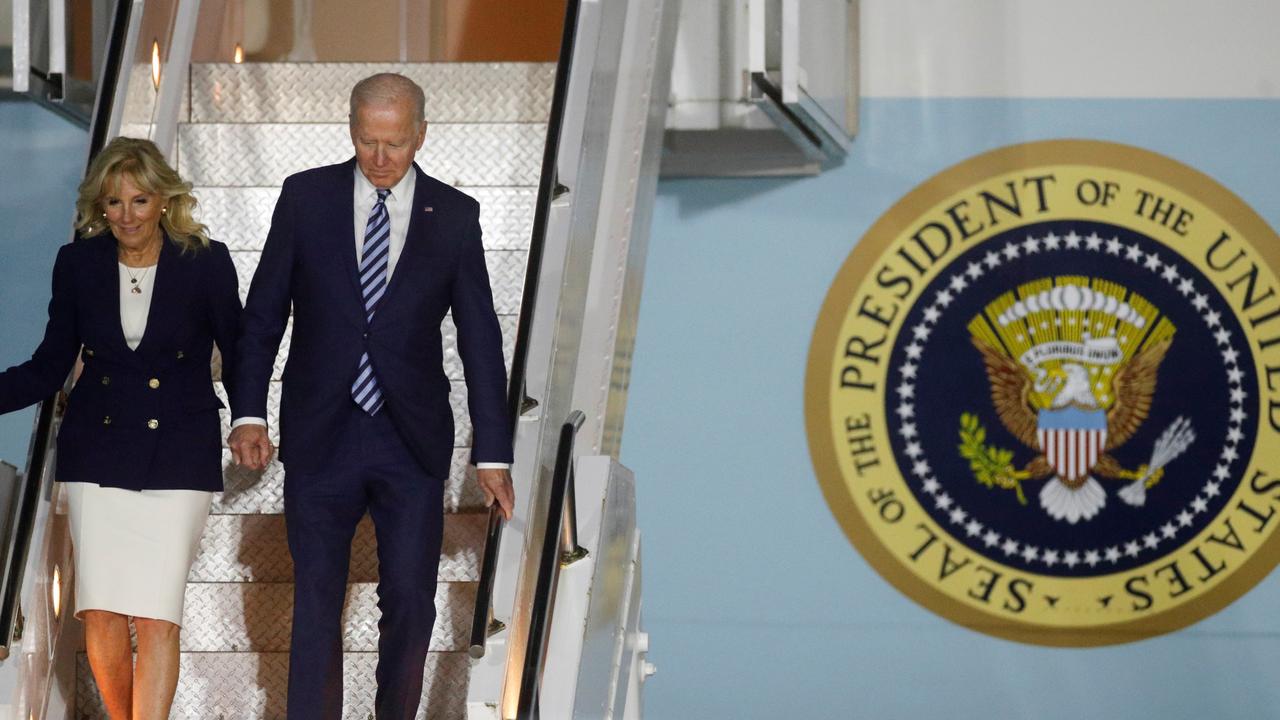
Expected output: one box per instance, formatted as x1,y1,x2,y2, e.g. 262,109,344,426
476,463,510,470
231,417,268,428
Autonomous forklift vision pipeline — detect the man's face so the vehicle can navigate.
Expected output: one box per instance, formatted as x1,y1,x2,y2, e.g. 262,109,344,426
350,98,427,189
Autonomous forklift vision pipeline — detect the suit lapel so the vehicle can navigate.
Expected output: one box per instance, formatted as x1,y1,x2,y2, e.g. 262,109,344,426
98,238,131,353
130,235,180,356
335,159,365,307
378,165,436,315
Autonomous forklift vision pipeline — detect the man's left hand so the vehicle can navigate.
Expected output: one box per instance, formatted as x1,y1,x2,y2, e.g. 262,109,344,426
477,467,516,521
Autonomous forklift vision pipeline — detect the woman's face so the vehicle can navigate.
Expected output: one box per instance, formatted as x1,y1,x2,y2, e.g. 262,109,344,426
102,174,164,251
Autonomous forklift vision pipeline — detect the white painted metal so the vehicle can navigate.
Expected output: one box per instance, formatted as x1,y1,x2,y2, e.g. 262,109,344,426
398,0,408,61
781,0,798,102
0,462,15,714
478,192,578,718
13,0,30,93
287,0,318,62
571,0,679,457
542,457,645,720
470,455,642,719
150,0,200,161
619,553,648,720
2,456,75,719
0,463,20,575
470,0,672,712
796,0,857,133
492,1,621,713
539,456,613,718
104,0,144,143
663,0,857,176
861,0,1280,99
45,0,64,78
747,0,765,76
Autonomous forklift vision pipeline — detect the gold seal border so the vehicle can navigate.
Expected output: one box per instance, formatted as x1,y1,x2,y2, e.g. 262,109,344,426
805,139,1280,647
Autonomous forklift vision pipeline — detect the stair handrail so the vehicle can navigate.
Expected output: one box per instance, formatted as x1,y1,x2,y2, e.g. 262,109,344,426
469,0,585,659
515,410,587,720
0,0,134,660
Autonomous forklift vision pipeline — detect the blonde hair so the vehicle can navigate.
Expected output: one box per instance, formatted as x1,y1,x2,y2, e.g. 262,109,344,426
75,136,210,252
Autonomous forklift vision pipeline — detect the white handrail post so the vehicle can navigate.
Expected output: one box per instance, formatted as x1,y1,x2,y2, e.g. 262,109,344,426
13,0,30,93
104,0,145,143
47,0,66,83
151,0,199,162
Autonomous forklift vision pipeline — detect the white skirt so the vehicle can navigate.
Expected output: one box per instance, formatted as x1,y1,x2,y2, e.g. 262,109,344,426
65,482,212,626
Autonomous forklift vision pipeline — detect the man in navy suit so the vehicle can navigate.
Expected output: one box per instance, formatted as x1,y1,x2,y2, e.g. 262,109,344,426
228,73,515,719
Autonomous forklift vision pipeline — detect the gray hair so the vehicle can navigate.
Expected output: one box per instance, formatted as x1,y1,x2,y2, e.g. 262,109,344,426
349,73,426,123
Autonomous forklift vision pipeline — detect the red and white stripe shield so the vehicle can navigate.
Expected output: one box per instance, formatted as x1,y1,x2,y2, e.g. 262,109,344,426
1037,409,1108,484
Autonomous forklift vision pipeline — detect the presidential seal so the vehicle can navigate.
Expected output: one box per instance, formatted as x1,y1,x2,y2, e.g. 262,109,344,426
806,140,1280,646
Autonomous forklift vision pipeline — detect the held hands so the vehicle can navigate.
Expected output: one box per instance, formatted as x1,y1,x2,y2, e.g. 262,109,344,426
477,467,515,521
228,424,275,471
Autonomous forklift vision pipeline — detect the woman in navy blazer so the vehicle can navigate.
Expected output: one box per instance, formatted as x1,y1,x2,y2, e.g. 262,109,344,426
0,137,240,720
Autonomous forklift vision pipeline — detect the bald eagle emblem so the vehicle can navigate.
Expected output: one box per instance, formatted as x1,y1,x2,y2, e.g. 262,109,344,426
960,277,1196,523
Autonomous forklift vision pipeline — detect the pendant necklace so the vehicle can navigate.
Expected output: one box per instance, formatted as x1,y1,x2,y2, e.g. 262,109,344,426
123,264,151,294
121,241,158,294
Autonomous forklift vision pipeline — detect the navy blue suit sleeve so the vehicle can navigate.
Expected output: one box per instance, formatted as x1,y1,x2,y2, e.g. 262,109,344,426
233,179,295,420
207,242,243,411
0,244,80,414
451,205,513,465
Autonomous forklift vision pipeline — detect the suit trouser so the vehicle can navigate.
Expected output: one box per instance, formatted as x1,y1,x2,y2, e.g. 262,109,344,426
283,406,444,720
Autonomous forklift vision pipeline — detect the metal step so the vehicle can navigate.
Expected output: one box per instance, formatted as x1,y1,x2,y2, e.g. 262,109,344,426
175,581,474,653
190,513,485,583
75,651,469,719
178,123,545,188
198,186,536,252
191,62,554,124
214,449,489,516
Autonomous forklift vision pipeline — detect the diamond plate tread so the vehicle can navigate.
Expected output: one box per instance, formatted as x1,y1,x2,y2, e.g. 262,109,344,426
214,380,473,447
199,187,279,252
215,448,488,515
75,650,468,719
190,62,555,124
472,186,538,250
179,123,545,188
481,251,529,316
176,581,475,653
225,249,525,316
119,64,155,125
199,186,536,252
189,513,485,583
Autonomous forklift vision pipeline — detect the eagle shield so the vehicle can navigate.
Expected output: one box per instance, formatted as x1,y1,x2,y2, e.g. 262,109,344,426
1037,407,1107,486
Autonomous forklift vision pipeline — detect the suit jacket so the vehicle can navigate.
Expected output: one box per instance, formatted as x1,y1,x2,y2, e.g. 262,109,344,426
233,159,512,479
0,234,242,491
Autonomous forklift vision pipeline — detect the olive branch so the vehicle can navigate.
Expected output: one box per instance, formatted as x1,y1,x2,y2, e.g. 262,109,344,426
958,412,1028,505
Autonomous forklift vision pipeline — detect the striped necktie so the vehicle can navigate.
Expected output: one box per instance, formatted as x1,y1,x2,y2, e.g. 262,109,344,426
351,188,392,415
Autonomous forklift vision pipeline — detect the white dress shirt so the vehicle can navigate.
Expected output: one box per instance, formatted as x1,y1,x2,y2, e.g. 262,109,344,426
234,167,508,470
354,163,415,279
